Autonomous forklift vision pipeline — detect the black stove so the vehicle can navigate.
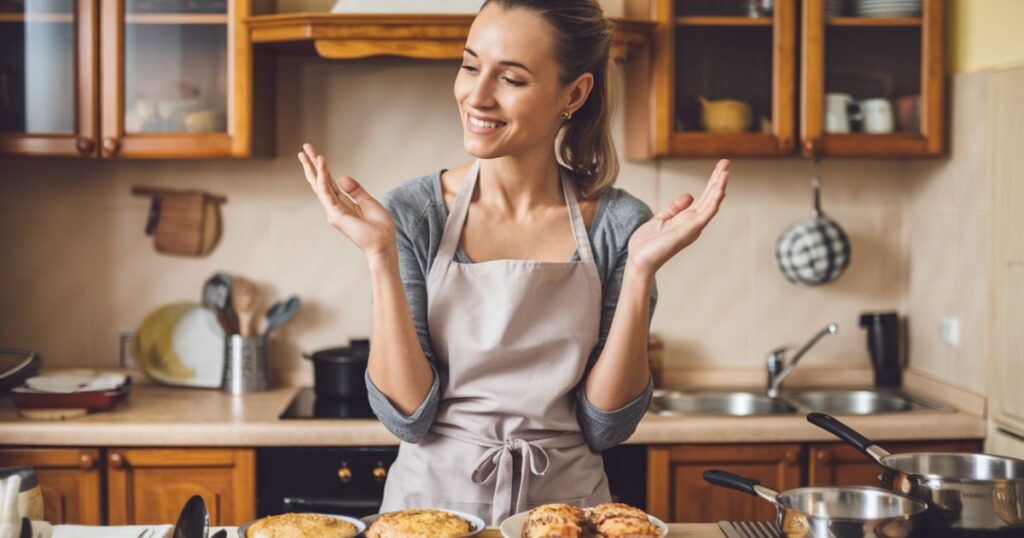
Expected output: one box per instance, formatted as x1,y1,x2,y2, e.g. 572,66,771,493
279,387,376,419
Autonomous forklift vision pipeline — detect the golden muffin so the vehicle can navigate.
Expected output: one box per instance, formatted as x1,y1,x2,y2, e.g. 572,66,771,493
366,508,473,538
522,503,590,538
246,512,359,538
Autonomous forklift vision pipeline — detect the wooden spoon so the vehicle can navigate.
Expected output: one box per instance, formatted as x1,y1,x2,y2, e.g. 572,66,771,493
231,276,261,337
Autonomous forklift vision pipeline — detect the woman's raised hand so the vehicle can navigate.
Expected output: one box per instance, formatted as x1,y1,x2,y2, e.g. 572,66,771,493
298,143,397,262
626,159,730,278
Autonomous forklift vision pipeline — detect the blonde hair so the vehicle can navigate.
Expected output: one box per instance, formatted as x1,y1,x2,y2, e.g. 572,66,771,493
481,0,619,199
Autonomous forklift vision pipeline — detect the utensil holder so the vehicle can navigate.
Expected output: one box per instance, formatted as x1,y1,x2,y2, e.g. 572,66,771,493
222,335,269,395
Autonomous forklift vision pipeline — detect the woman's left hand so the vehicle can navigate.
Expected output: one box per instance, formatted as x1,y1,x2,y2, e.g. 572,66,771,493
627,159,730,278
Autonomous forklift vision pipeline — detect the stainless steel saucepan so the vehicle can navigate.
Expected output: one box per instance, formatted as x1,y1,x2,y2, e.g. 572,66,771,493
703,469,928,538
808,412,1024,533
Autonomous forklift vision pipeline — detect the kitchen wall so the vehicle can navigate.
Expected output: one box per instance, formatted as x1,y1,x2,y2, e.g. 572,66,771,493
0,51,911,385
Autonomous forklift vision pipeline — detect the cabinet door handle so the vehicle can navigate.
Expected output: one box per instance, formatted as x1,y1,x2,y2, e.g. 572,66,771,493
109,452,126,469
816,449,831,464
103,137,121,157
78,452,95,470
76,137,95,156
804,138,822,157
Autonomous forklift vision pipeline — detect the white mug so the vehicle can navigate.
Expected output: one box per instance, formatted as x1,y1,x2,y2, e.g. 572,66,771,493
860,98,894,134
824,93,854,133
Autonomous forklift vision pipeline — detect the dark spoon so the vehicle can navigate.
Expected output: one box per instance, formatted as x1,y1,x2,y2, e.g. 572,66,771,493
172,495,209,538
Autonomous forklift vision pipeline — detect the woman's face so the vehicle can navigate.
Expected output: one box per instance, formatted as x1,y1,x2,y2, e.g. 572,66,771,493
455,4,589,159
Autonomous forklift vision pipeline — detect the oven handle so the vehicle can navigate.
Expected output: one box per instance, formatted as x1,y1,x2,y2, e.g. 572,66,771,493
282,496,381,512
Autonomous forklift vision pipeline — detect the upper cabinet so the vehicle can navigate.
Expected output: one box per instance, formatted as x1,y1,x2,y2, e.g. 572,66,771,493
626,0,944,159
0,0,97,156
0,0,258,158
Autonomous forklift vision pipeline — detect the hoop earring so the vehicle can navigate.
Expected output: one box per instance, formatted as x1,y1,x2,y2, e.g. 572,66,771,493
562,110,573,121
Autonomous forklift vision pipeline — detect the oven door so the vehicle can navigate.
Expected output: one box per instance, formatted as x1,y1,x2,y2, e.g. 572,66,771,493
257,446,399,518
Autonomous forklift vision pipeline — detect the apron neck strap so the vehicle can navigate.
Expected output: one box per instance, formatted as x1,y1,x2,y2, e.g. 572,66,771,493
435,159,596,263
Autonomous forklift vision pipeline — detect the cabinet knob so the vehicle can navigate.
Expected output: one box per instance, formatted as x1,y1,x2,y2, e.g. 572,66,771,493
337,465,352,483
78,452,95,470
785,450,799,464
373,464,387,483
816,449,831,464
803,138,822,157
76,137,95,156
103,137,121,157
109,452,125,469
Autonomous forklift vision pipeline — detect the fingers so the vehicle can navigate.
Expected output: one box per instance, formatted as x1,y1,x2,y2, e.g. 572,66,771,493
692,159,729,219
297,149,353,216
657,194,694,220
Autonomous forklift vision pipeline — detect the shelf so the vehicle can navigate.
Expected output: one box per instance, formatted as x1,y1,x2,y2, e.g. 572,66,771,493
817,133,933,157
125,13,227,25
676,16,773,27
668,132,789,157
245,13,654,61
827,16,922,26
0,12,73,23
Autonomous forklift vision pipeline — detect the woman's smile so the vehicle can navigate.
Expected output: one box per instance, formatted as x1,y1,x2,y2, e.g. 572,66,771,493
466,113,508,134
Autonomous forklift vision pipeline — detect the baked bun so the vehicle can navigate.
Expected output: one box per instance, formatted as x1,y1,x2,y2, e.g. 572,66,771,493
365,508,473,538
246,512,358,538
522,503,589,537
585,503,660,538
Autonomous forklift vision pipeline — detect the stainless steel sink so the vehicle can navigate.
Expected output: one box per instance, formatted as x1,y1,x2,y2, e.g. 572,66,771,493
649,388,950,417
783,388,949,415
650,390,798,417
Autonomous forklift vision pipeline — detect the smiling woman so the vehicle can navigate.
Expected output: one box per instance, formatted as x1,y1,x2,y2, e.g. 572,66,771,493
296,0,730,527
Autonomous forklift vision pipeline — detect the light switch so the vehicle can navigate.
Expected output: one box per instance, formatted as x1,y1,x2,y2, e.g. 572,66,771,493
939,317,960,348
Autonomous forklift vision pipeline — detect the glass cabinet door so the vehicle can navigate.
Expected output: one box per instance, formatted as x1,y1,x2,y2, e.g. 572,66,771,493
0,0,98,156
101,0,248,158
800,0,944,157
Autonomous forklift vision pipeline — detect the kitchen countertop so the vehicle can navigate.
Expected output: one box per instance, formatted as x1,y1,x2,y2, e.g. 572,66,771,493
0,380,986,447
207,524,724,537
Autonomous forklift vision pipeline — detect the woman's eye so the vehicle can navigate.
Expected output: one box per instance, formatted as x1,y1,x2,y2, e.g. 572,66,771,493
460,64,478,73
502,77,526,87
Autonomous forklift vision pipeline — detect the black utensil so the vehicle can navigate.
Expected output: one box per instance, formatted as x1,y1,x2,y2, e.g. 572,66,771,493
202,272,238,334
209,530,226,538
172,495,209,538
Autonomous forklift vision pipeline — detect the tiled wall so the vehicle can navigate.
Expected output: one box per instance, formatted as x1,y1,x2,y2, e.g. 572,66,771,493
0,56,917,387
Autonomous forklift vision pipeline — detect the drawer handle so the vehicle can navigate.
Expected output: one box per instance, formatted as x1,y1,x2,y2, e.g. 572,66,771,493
109,452,125,469
79,453,95,470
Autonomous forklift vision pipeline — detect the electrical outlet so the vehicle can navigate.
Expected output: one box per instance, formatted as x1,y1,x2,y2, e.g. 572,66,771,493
939,317,960,348
119,330,139,369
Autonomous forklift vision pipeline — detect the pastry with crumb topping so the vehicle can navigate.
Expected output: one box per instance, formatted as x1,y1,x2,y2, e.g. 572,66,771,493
246,512,358,538
365,508,473,538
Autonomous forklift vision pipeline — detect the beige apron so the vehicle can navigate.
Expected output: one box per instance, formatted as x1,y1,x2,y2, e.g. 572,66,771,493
379,160,611,525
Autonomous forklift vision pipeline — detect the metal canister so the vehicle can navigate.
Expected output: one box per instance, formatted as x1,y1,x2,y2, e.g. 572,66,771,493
222,335,269,395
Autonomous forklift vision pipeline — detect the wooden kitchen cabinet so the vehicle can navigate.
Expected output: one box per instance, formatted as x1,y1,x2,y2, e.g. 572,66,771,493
106,448,255,526
0,448,103,524
799,0,944,157
647,443,801,523
0,0,265,158
808,440,982,487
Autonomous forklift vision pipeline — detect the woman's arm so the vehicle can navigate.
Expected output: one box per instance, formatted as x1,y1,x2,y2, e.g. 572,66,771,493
297,143,434,416
584,160,730,411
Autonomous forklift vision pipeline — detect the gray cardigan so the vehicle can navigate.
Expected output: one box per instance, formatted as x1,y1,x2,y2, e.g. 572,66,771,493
365,168,657,452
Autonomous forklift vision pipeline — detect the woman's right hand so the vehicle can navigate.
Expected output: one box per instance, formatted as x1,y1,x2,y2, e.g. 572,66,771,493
298,143,397,262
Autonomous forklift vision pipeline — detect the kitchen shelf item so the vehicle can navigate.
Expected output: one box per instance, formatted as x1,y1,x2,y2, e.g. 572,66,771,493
221,335,269,395
134,302,225,389
809,412,1024,532
132,186,226,257
262,296,300,339
775,161,851,286
0,348,40,395
699,96,753,134
704,469,927,538
230,276,260,337
11,377,132,411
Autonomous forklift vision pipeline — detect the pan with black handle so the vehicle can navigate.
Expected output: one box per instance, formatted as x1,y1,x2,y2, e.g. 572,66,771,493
808,412,1024,533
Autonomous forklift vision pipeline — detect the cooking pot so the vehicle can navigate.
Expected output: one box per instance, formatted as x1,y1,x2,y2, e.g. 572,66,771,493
704,469,927,537
808,412,1024,534
303,339,369,399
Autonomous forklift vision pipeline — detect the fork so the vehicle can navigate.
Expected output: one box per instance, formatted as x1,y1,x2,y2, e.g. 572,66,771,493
135,528,154,538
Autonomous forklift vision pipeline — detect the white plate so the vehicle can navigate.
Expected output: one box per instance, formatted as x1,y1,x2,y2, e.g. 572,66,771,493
236,513,365,538
362,509,486,537
135,302,225,388
499,511,669,538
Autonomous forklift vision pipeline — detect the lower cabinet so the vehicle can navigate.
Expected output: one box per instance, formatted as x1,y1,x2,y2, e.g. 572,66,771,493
807,440,983,486
649,439,984,523
0,448,103,525
107,448,256,526
647,443,802,523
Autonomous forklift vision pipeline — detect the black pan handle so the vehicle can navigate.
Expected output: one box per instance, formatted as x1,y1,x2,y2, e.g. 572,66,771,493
703,469,762,497
807,412,879,456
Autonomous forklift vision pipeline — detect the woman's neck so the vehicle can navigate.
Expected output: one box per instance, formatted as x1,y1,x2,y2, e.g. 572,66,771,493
477,151,565,218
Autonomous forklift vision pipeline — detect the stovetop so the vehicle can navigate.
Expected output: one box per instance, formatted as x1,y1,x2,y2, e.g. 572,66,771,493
279,388,376,419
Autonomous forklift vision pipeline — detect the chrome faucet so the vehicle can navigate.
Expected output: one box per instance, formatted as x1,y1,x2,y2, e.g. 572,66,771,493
766,323,839,398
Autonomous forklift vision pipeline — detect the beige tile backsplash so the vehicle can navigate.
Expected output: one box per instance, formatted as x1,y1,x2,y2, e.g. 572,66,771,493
0,56,991,394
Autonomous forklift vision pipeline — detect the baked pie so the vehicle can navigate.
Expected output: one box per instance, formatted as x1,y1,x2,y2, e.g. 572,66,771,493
522,502,660,538
246,512,359,538
365,508,474,538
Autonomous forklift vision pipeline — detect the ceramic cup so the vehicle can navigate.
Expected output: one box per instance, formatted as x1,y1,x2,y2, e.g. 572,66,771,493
825,92,854,133
861,98,894,134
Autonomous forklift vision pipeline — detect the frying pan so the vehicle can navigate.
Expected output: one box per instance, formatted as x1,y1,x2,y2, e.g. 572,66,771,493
808,412,1024,533
704,469,927,537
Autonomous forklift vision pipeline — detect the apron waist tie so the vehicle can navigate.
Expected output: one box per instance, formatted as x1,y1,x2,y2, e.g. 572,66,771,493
432,426,585,524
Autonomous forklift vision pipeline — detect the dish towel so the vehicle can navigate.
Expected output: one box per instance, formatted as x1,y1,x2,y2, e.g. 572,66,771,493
52,525,173,538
